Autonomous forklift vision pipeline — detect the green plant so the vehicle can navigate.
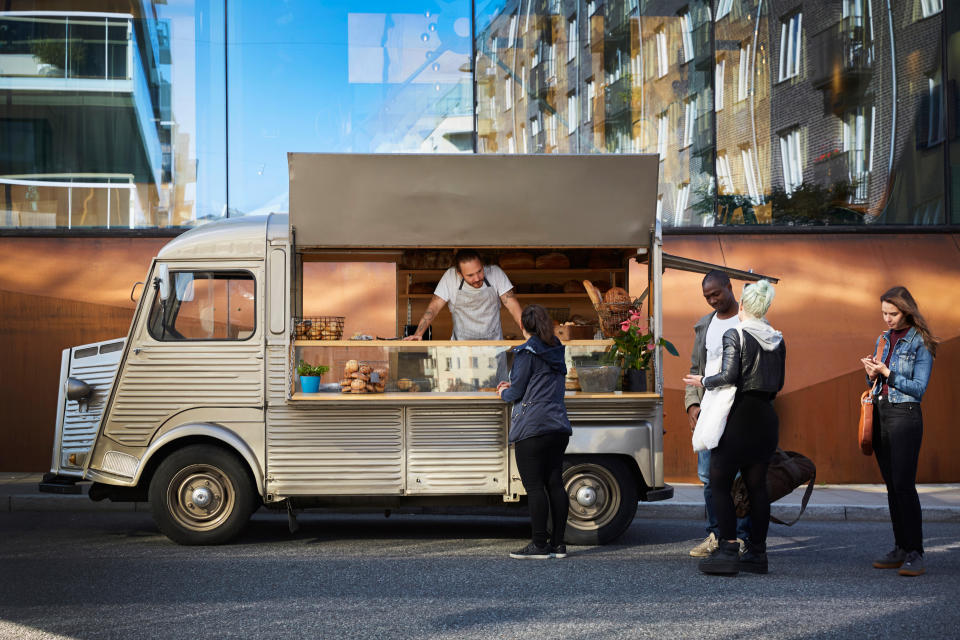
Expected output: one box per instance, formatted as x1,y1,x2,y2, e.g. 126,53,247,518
296,360,329,377
605,309,679,370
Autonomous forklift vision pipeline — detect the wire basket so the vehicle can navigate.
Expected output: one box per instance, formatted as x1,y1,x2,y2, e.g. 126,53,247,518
545,307,571,324
596,302,632,338
294,316,345,340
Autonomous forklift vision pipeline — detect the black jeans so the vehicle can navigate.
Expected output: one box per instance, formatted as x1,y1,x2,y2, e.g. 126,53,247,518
514,432,570,547
709,391,779,546
874,398,924,554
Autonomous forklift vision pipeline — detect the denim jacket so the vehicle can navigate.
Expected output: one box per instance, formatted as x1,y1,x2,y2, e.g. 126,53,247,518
869,327,933,404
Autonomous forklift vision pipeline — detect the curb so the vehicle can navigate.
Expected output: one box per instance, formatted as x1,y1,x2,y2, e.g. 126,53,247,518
6,494,960,523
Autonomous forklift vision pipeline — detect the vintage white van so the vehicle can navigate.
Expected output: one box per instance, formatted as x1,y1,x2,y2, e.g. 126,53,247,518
42,153,765,545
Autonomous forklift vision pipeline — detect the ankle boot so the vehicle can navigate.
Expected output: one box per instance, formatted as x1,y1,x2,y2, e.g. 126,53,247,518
739,541,768,574
698,540,741,575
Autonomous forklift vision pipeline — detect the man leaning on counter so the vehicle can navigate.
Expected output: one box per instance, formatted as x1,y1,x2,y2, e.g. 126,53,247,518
403,249,524,341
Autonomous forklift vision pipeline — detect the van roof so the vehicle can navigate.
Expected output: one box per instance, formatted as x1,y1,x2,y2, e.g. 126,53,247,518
158,214,288,260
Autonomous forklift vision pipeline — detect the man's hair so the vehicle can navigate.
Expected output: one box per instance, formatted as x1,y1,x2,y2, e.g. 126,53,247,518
702,270,730,287
454,249,482,267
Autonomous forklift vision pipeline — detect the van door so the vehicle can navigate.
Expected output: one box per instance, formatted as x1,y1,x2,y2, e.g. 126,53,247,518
96,262,264,460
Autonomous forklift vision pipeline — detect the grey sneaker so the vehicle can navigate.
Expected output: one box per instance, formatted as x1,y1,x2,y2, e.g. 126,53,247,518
898,551,925,576
690,532,718,557
550,544,568,559
872,547,906,569
509,541,551,559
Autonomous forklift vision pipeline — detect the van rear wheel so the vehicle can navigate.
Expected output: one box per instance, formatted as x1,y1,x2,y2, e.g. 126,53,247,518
562,457,638,545
149,445,255,545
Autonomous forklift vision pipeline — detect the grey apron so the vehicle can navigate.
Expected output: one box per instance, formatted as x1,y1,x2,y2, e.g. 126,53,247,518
449,277,503,340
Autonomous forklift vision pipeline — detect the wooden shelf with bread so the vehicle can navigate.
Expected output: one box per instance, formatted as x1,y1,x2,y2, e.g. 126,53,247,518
396,248,632,341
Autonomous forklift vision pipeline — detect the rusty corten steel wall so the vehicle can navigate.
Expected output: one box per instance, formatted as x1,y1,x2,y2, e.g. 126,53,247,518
1,234,958,482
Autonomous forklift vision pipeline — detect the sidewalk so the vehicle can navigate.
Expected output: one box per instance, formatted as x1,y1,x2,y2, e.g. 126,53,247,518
3,472,960,522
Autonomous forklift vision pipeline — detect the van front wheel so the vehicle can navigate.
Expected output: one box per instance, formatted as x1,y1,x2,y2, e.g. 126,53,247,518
149,445,255,545
562,457,638,545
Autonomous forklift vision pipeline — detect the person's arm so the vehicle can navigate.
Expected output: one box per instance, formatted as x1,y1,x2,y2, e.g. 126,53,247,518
684,325,703,429
500,351,531,403
500,289,523,333
403,295,446,341
701,329,741,389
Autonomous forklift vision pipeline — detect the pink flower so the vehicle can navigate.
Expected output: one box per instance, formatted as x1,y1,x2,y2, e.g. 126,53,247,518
646,344,656,351
620,321,631,331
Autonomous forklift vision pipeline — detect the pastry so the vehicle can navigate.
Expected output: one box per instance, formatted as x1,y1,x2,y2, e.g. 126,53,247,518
344,360,359,374
604,287,631,304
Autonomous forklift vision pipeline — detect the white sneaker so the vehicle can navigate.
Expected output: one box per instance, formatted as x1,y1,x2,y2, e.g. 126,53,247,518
689,532,718,557
737,538,746,555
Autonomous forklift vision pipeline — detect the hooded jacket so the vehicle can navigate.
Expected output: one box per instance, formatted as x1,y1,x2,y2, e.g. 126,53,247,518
702,317,786,396
500,335,573,443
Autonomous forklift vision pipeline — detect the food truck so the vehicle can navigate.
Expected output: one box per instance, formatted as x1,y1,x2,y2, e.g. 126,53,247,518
41,153,759,546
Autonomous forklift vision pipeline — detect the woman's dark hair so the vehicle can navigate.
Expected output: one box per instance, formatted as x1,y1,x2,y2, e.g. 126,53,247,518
881,286,939,356
521,304,557,345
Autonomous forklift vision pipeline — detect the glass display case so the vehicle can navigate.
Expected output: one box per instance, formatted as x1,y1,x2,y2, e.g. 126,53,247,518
289,339,653,400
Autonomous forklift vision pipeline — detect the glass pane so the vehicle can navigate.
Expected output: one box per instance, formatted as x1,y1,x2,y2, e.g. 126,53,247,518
148,271,256,341
226,1,473,215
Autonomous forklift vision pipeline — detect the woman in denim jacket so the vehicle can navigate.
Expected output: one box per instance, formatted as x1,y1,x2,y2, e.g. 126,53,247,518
861,286,938,577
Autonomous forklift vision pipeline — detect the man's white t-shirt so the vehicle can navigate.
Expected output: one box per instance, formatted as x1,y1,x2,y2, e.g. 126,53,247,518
433,264,513,306
705,313,740,362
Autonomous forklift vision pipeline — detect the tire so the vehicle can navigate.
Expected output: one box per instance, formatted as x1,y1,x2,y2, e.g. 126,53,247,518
562,456,638,545
149,444,256,545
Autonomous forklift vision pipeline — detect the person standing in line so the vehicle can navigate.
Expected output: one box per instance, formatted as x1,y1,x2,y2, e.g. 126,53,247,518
685,270,751,557
861,286,937,577
498,305,572,559
683,279,785,576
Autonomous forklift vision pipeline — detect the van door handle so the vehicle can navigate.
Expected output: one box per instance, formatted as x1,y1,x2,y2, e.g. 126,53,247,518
133,347,148,355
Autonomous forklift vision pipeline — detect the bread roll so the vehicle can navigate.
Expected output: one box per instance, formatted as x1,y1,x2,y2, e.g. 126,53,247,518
359,364,373,375
344,360,359,374
350,379,366,391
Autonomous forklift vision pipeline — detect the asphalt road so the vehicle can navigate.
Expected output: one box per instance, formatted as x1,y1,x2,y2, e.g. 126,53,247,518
1,511,958,640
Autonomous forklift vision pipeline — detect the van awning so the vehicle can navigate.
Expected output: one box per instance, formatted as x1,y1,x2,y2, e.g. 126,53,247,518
288,153,660,249
635,251,780,283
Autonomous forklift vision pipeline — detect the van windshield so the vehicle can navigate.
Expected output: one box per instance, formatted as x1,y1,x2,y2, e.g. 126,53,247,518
147,270,255,341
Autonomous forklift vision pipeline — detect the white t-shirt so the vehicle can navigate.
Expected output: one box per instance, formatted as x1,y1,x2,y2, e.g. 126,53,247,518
705,313,740,362
433,264,514,306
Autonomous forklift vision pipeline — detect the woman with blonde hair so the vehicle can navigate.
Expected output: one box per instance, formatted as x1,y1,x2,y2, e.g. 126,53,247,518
683,279,785,576
861,286,937,577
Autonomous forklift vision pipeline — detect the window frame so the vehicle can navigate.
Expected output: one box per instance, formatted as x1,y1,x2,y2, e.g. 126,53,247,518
146,269,258,343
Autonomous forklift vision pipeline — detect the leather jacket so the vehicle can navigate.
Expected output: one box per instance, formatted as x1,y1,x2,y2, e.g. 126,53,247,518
702,328,786,396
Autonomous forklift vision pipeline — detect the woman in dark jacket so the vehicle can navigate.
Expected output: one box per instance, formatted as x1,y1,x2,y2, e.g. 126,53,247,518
683,279,785,576
498,304,573,559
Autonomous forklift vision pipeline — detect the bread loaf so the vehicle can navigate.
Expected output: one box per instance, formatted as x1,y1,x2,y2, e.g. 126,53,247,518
499,252,535,269
604,287,630,304
583,280,602,306
535,252,570,269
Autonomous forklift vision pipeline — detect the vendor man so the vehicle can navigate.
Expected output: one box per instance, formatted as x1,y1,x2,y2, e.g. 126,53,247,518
404,249,524,341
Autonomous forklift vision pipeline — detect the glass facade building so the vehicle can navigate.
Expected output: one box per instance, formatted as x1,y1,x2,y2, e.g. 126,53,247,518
1,0,957,229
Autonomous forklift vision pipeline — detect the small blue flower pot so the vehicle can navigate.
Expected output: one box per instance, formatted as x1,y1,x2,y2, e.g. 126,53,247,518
300,376,321,393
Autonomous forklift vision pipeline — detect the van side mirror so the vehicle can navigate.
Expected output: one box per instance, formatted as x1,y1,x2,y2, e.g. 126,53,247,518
155,264,170,301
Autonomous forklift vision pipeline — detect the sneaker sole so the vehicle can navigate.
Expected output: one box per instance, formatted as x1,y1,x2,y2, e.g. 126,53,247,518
550,552,568,559
509,553,551,559
873,561,904,569
689,548,716,558
898,567,925,576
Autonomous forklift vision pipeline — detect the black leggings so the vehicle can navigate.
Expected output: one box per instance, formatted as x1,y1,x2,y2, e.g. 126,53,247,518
874,399,924,553
514,432,570,547
709,391,779,545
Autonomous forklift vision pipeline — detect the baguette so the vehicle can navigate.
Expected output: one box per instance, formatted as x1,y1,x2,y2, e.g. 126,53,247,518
583,280,602,307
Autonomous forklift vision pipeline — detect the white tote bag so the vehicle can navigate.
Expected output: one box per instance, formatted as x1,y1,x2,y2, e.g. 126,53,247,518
691,329,740,452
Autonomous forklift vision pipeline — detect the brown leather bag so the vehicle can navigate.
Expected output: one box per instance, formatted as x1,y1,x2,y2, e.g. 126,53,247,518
858,336,887,456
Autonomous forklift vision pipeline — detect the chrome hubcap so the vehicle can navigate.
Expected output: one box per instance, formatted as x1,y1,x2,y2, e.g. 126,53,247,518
166,464,235,532
576,486,598,507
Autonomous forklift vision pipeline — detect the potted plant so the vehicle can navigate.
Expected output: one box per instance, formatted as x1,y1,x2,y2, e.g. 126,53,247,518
296,360,330,393
606,308,679,391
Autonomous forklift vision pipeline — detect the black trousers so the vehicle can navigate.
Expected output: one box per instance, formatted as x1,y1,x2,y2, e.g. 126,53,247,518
709,391,779,546
514,432,570,547
874,398,924,554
